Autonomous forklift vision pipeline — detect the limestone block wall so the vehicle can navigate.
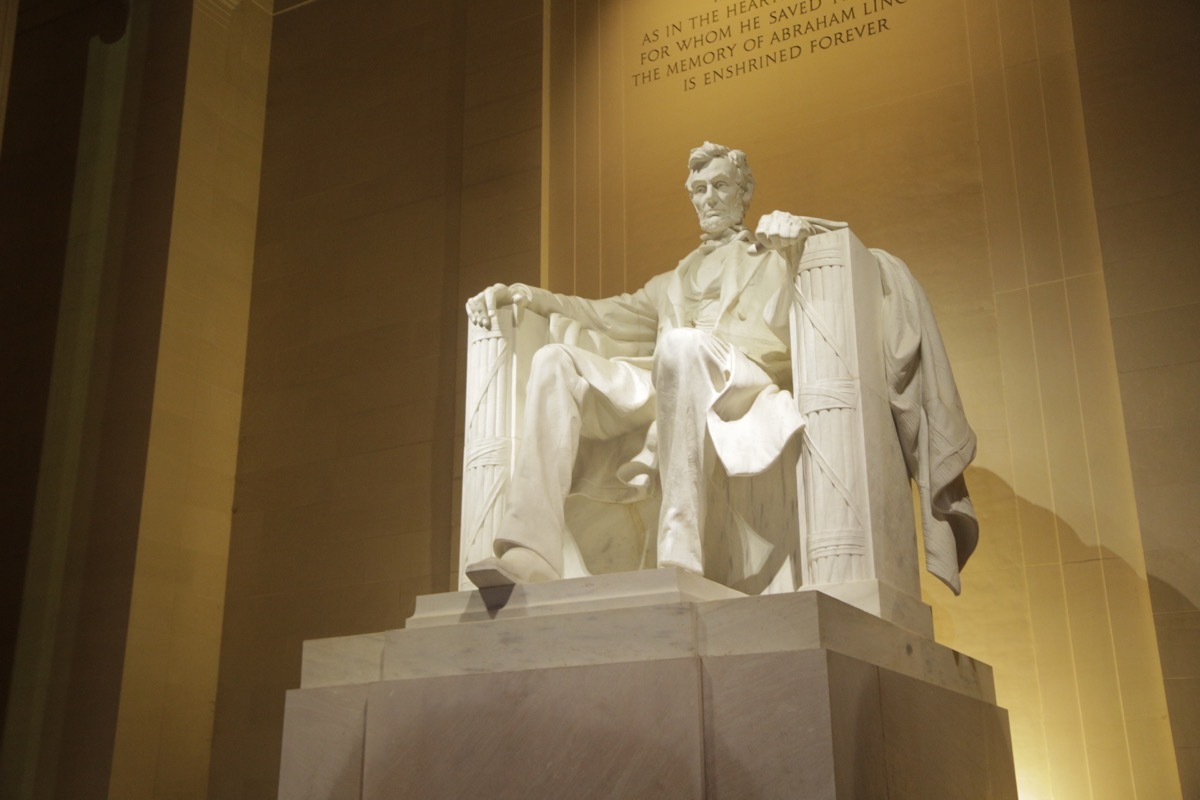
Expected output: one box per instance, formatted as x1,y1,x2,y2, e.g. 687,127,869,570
1070,0,1200,793
208,0,543,795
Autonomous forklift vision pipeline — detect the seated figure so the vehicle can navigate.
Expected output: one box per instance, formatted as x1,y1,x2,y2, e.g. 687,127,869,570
464,142,978,598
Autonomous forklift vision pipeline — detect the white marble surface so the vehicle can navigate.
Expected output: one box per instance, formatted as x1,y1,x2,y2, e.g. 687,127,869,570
277,685,368,800
697,589,994,703
877,667,1017,798
285,643,1013,799
384,603,699,681
703,649,884,798
703,649,1016,799
363,658,705,800
409,565,743,628
298,572,990,701
801,578,934,639
281,573,1016,799
300,631,384,689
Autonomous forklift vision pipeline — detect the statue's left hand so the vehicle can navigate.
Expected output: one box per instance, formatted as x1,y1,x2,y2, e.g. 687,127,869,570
465,283,531,329
754,211,847,255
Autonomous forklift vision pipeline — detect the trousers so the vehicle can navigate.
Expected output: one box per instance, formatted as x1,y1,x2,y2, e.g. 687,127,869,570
493,327,775,575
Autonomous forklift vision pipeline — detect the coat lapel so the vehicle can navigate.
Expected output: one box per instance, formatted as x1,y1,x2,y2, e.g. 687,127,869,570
714,238,762,322
662,231,762,330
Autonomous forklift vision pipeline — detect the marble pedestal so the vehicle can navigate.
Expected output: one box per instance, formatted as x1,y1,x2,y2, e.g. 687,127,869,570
278,570,1017,799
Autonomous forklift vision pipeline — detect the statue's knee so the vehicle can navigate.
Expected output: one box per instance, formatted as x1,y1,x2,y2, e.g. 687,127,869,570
529,344,576,389
654,328,711,379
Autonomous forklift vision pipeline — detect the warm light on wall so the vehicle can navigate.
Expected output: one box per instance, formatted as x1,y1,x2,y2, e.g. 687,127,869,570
543,0,1182,796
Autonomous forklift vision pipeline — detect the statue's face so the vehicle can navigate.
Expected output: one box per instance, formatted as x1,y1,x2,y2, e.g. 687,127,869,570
688,157,746,237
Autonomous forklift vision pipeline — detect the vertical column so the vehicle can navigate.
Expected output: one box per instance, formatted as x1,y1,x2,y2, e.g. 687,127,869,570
459,314,514,587
107,3,271,797
0,0,16,154
792,234,869,585
458,307,548,588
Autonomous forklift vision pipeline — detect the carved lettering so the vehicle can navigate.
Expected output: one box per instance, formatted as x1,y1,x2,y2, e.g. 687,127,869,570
633,0,904,90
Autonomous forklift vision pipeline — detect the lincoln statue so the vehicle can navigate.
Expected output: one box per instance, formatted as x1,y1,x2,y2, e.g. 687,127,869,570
463,142,863,588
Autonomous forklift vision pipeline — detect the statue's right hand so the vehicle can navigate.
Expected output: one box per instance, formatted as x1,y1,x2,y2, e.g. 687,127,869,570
465,283,531,329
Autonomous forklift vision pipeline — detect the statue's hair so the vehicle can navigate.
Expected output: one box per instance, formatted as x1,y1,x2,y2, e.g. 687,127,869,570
686,141,755,207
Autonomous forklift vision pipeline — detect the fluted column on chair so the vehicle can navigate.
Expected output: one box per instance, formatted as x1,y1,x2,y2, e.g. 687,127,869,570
458,308,548,589
787,227,930,637
791,237,871,585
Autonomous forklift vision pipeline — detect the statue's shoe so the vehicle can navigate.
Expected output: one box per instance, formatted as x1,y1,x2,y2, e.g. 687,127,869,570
465,547,559,589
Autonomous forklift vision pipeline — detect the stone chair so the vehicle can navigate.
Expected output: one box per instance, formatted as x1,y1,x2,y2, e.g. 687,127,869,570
459,227,937,636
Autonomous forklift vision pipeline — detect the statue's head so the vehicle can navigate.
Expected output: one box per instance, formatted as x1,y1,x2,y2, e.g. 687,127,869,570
686,142,755,237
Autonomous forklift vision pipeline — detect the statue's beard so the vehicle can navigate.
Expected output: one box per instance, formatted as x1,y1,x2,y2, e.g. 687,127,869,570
698,210,742,236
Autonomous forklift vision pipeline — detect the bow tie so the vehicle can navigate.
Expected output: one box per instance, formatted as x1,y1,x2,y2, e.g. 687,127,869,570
700,225,747,244
697,226,751,254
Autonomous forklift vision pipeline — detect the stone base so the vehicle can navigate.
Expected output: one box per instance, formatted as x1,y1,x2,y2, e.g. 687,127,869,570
802,577,935,639
279,570,1017,799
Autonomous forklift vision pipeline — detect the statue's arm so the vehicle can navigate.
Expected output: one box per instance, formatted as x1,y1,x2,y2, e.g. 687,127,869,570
464,282,566,328
753,211,848,265
466,280,660,343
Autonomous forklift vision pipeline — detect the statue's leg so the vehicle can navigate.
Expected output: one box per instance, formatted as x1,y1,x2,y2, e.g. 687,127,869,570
652,328,733,575
491,343,654,579
491,344,588,577
653,328,780,576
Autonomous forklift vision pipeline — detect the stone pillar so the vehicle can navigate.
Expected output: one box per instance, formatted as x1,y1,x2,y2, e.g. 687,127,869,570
459,307,547,588
792,228,929,636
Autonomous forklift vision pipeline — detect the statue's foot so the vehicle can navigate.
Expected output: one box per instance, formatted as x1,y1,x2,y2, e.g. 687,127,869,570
466,547,559,589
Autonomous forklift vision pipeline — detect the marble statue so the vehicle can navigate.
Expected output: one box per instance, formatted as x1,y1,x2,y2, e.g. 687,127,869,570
460,143,978,616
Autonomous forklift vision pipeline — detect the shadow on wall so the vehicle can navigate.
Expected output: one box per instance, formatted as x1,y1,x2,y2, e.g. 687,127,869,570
934,464,1174,647
1148,571,1200,618
1145,572,1198,788
973,462,1194,606
1147,575,1200,616
934,463,1173,625
930,465,1186,797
